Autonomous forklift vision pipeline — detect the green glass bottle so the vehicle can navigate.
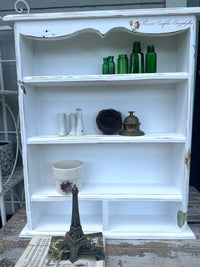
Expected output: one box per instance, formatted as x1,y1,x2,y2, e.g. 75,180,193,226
130,41,144,73
117,54,128,74
108,56,115,74
145,45,157,73
102,57,109,74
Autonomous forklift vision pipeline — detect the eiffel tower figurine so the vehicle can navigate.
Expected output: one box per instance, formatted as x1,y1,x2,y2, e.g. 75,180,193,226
64,184,94,263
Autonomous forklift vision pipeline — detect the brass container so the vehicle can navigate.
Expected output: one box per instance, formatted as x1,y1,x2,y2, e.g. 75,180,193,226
120,111,144,136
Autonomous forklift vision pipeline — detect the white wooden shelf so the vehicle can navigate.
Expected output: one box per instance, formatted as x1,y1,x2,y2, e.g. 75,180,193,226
21,221,194,239
108,214,178,232
23,73,188,87
6,8,198,239
27,134,186,144
104,218,195,239
31,214,102,235
31,183,183,201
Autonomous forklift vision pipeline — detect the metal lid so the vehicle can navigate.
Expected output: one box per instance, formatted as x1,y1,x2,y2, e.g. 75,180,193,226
124,111,139,124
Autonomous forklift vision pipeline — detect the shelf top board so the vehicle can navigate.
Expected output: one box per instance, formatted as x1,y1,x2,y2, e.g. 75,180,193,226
3,8,200,26
31,183,183,201
23,73,188,87
27,134,185,144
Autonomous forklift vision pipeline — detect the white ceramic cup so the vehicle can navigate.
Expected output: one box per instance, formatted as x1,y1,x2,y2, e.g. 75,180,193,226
52,160,83,195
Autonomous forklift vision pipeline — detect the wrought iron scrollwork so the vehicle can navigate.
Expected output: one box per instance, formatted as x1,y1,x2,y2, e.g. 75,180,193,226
15,0,30,14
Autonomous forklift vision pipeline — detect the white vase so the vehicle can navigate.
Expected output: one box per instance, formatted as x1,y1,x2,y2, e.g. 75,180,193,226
76,108,84,135
57,113,67,136
69,113,77,135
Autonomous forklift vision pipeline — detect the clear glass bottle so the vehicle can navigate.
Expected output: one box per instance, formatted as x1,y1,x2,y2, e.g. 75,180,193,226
117,54,128,74
108,56,115,74
130,41,144,73
145,45,157,73
102,57,108,74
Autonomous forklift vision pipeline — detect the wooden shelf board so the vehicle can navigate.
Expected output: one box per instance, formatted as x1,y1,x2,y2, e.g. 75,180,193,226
27,133,186,144
23,72,188,87
19,218,195,239
31,183,183,201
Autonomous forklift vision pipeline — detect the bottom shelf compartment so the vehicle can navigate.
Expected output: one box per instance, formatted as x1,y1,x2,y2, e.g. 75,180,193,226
23,199,195,239
107,201,179,232
104,200,195,239
29,200,103,235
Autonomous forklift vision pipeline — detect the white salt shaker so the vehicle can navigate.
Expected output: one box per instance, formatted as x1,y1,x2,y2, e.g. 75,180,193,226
76,108,84,135
57,113,67,136
69,113,77,136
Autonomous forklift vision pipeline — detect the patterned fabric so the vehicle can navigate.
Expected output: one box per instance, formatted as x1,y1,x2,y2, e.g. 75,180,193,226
0,142,14,176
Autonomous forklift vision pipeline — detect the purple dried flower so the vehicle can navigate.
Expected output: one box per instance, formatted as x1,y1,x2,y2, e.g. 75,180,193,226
60,181,73,194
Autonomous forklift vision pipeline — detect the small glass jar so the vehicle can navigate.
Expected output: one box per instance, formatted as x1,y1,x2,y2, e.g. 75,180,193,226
102,57,109,74
108,56,115,74
145,45,157,73
117,54,128,74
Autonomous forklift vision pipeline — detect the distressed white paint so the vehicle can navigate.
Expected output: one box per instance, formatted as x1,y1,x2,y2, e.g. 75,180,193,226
23,73,189,86
4,8,200,239
27,134,186,144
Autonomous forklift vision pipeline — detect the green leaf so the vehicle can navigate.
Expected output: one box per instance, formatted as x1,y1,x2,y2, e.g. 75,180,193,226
177,210,187,228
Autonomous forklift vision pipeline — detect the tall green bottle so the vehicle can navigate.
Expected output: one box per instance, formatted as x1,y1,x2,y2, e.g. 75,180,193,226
130,41,144,73
145,45,157,73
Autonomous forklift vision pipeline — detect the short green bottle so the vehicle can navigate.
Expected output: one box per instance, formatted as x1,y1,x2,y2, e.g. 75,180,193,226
102,57,109,74
145,45,157,73
108,56,115,74
130,41,144,73
117,54,128,74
